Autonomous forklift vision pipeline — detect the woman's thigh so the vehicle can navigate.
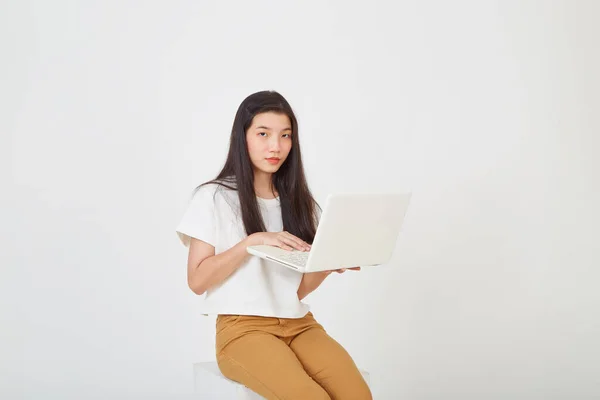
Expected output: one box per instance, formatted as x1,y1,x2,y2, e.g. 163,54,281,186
217,331,330,400
289,327,372,400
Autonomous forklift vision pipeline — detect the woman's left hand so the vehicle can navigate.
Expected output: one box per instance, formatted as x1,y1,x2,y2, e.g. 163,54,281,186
335,266,361,273
323,266,361,275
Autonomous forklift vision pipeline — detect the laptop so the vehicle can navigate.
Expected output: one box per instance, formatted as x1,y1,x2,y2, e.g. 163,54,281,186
246,192,411,273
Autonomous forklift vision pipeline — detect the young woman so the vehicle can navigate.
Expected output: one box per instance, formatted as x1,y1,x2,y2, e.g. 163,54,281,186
176,91,372,399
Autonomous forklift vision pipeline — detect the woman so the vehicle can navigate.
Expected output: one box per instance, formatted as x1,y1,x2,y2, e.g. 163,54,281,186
176,90,372,399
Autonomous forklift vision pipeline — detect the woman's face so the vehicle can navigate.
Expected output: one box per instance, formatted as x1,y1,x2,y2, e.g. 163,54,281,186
246,111,293,175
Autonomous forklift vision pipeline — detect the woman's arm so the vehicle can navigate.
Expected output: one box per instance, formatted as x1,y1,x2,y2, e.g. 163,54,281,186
297,272,330,300
187,236,253,295
187,231,311,295
297,267,362,300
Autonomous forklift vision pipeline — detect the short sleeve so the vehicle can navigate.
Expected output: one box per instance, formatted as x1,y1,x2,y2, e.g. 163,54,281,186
176,185,217,248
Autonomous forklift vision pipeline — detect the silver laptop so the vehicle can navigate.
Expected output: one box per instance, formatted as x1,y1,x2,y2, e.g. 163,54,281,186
246,193,411,273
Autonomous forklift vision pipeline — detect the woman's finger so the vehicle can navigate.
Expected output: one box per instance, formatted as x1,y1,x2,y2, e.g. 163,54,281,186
283,231,309,246
280,236,306,251
281,232,310,251
287,233,310,250
277,240,294,251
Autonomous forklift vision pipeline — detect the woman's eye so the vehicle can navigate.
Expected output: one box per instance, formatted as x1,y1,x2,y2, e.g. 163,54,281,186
282,134,291,138
258,132,267,137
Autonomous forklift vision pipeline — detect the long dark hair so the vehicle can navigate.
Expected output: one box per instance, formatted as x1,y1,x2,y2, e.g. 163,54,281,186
199,90,319,243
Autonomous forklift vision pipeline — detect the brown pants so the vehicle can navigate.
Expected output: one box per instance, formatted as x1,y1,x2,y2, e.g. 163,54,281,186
215,312,372,400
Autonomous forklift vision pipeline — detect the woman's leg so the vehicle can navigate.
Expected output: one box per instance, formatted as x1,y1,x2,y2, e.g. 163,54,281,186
289,326,372,400
217,331,330,400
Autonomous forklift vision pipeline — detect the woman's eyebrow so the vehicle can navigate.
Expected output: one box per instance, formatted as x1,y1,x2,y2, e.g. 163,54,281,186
255,126,292,132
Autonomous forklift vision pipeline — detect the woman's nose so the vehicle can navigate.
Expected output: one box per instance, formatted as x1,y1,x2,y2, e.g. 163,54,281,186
269,137,281,152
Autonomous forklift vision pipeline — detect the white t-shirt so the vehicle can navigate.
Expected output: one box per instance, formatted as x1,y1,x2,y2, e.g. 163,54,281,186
176,183,310,318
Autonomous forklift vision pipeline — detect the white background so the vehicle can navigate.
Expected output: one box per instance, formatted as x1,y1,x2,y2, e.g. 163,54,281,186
3,1,599,399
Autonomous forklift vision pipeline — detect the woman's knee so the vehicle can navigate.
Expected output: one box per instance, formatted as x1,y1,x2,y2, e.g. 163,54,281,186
355,381,373,400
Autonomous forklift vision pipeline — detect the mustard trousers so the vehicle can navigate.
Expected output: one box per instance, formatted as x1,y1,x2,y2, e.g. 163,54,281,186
215,311,372,400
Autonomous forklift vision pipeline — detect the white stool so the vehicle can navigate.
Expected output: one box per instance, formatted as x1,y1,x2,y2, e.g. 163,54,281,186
193,361,370,399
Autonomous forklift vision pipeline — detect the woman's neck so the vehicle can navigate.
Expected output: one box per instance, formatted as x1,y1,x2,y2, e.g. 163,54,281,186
254,171,277,199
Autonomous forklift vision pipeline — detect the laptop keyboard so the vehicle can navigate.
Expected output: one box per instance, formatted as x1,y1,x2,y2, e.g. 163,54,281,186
278,251,310,267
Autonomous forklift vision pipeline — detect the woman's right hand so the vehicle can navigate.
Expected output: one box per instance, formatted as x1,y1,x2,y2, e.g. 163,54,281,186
247,231,311,252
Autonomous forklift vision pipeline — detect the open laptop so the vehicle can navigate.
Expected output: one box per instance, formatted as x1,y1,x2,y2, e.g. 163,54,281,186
246,193,411,273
